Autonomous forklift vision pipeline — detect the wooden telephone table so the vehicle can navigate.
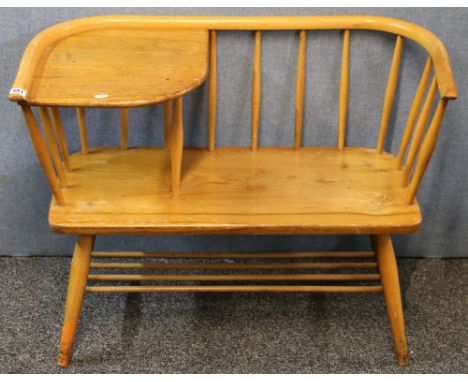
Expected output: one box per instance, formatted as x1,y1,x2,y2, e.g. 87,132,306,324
9,15,457,366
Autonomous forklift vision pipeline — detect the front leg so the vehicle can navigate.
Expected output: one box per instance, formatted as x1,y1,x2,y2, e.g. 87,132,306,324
58,235,95,367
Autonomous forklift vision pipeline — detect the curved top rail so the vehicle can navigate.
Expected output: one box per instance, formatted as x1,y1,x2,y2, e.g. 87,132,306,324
9,15,457,106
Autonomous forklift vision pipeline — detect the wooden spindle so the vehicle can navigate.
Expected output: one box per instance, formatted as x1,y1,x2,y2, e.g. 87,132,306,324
120,108,128,150
90,261,377,270
338,29,350,150
38,107,67,187
294,30,307,150
407,99,447,204
88,273,380,282
171,97,184,194
21,105,64,205
76,108,89,154
163,100,172,150
208,30,217,151
377,36,404,154
49,107,71,171
402,77,438,186
251,30,262,150
396,58,432,169
86,285,383,293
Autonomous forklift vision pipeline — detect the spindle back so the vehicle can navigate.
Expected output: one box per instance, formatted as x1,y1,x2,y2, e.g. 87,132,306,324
9,15,457,205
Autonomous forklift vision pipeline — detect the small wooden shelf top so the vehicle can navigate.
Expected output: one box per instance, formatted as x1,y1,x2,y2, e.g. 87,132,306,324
14,28,209,107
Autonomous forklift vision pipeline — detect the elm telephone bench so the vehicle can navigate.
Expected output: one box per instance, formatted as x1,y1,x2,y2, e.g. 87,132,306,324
9,15,457,367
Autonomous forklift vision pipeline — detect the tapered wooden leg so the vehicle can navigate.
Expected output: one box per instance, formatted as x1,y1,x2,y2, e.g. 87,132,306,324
58,235,95,367
371,234,409,366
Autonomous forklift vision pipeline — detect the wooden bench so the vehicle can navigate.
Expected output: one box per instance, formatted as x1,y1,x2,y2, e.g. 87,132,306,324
9,15,457,367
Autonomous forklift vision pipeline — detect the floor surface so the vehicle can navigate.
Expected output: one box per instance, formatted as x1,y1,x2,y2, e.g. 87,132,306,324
0,257,466,373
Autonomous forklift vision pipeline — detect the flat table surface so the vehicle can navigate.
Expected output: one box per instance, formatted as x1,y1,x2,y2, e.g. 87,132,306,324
27,28,209,107
49,147,422,235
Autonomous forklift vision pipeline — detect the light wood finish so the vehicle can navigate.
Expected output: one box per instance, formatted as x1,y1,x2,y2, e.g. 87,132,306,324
38,107,67,186
9,16,459,367
49,107,71,171
21,105,64,205
90,261,377,270
48,147,421,234
208,30,217,151
12,28,208,107
407,99,447,204
58,235,94,367
76,108,89,155
294,30,307,150
170,97,184,194
88,273,380,282
87,249,381,295
397,58,433,169
251,30,262,150
9,16,457,103
120,108,128,150
402,77,438,186
163,100,171,150
91,251,375,259
86,285,383,293
371,234,408,366
377,36,404,154
338,30,350,150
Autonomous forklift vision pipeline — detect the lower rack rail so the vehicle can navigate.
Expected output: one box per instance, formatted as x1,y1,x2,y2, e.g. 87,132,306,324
86,251,383,293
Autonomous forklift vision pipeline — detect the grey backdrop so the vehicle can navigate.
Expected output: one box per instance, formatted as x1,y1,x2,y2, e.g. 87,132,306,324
0,8,467,257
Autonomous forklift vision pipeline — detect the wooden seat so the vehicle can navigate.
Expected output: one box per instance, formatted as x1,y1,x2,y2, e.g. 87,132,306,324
50,147,421,234
9,15,457,367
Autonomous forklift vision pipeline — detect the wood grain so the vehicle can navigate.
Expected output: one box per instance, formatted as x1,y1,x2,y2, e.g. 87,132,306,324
49,147,421,234
20,28,208,107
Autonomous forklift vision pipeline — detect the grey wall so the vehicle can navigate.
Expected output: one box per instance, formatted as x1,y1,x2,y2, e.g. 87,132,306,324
0,8,467,257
